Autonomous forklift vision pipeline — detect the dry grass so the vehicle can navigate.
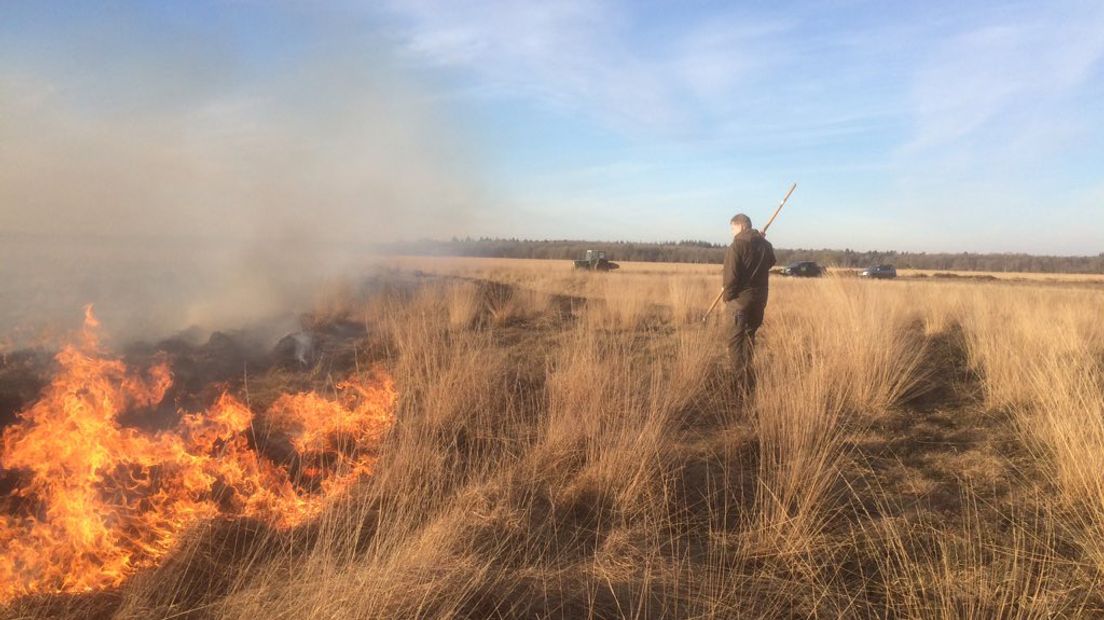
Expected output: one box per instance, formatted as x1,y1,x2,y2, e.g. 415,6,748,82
6,258,1104,619
896,268,1104,283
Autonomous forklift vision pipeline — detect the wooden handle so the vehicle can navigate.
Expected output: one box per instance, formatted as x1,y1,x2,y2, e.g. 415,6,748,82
761,182,797,236
701,288,725,322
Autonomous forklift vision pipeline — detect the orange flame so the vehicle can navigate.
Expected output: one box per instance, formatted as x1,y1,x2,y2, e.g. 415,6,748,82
0,306,396,602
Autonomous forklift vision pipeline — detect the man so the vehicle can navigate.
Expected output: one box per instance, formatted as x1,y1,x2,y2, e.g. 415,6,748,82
723,213,776,388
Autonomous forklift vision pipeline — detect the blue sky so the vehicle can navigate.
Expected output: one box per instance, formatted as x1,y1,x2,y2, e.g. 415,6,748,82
3,1,1103,254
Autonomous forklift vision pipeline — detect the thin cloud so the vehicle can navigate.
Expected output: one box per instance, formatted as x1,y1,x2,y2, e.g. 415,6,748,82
381,0,680,129
904,9,1104,153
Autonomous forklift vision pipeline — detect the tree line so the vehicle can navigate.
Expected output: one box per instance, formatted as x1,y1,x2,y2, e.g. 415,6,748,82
383,238,1104,274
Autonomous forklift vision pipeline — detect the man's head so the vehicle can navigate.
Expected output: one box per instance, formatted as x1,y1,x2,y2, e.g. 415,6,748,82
730,213,752,236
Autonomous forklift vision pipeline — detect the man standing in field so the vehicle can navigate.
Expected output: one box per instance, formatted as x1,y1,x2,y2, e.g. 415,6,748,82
723,213,776,389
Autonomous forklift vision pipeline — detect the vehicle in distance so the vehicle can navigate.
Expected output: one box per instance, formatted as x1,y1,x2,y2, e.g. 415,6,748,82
781,261,823,277
860,264,897,279
573,249,620,271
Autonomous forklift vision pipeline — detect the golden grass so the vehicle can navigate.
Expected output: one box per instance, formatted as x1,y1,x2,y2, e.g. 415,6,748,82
897,268,1104,283
7,259,1104,618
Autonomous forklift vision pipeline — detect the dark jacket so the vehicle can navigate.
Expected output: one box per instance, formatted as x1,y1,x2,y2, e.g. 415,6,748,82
723,229,776,304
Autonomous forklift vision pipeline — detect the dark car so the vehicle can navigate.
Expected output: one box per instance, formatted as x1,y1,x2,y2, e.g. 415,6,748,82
860,264,897,279
781,261,823,277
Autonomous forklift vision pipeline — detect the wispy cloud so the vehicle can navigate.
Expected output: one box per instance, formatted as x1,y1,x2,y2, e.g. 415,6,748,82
377,0,808,136
380,0,680,128
377,0,924,161
904,6,1104,154
668,17,793,109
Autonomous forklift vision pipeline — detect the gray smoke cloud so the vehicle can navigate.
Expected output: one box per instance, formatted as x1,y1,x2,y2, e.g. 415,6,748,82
0,10,486,346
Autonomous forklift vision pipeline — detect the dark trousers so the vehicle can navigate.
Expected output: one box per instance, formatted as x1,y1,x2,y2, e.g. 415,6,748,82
728,297,766,390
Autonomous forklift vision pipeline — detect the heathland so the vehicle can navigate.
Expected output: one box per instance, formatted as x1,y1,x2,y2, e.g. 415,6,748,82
3,257,1104,618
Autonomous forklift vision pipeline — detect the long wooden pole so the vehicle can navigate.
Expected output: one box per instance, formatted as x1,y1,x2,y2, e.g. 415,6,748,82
701,183,797,322
701,289,726,323
761,182,797,236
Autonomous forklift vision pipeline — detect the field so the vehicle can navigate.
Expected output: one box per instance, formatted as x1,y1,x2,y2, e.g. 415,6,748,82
4,257,1104,618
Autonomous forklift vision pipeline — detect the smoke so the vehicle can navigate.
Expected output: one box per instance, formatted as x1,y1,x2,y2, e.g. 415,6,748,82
0,7,485,345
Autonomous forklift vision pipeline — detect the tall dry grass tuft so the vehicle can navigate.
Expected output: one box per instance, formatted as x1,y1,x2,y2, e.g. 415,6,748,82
963,289,1104,577
485,286,552,327
667,275,714,324
443,280,482,330
540,323,712,492
872,493,1078,618
769,277,930,413
737,278,929,578
581,274,662,330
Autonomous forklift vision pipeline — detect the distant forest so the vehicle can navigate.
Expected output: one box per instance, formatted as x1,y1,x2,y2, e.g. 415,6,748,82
386,238,1104,274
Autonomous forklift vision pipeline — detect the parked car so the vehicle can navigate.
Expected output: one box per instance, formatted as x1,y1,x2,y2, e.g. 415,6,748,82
859,264,897,279
781,261,823,277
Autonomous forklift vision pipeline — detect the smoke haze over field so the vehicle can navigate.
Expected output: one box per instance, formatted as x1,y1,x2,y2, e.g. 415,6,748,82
0,64,479,241
0,4,489,343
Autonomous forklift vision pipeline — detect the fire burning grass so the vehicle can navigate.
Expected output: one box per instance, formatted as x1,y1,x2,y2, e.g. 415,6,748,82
0,306,397,603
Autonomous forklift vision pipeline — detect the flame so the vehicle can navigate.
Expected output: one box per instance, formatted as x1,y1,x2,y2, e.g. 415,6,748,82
0,306,396,602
